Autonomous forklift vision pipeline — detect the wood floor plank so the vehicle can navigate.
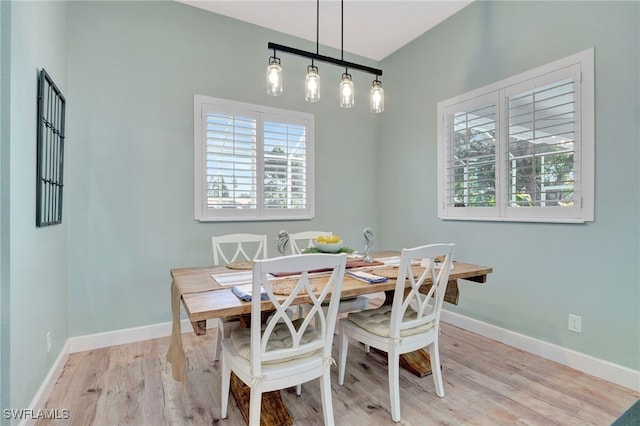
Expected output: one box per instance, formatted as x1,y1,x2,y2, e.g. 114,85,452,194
42,349,108,426
140,339,171,426
35,323,639,425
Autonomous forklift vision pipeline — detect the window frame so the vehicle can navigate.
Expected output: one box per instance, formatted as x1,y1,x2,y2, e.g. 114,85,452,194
437,49,594,223
194,95,315,222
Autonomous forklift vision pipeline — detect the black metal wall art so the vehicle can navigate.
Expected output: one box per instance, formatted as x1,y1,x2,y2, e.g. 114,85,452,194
36,68,66,227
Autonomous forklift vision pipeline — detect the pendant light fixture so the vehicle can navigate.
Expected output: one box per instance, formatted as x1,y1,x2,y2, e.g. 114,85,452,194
266,50,283,96
337,2,354,108
305,0,321,103
305,64,320,102
340,71,354,108
369,77,384,113
265,0,384,112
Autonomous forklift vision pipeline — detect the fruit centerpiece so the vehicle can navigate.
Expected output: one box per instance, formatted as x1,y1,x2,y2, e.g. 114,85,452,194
306,235,354,254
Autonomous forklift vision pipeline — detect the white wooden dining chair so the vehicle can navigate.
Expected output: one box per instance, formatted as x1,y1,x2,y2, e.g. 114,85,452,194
288,230,332,255
212,233,268,265
338,243,455,423
290,230,371,325
220,253,347,426
211,233,268,361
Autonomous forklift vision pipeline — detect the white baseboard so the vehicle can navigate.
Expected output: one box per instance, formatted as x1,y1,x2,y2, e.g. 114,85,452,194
67,318,215,353
19,341,70,426
22,319,216,426
441,309,640,392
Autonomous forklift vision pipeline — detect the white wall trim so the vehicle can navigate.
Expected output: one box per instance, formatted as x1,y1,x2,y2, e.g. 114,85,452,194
21,319,215,426
20,341,70,426
441,309,640,392
67,318,214,353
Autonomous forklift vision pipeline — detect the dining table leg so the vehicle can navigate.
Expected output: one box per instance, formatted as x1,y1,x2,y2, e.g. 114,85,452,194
230,372,293,426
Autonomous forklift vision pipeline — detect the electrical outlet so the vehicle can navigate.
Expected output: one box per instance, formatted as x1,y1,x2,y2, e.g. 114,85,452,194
46,331,52,354
568,314,582,333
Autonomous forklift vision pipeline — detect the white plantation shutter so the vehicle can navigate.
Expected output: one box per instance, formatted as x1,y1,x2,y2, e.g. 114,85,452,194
205,112,258,210
194,96,314,221
442,93,499,219
504,69,582,220
438,49,593,223
263,119,308,210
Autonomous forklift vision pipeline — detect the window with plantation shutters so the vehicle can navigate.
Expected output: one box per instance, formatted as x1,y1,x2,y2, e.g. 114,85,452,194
194,96,314,221
438,49,594,223
442,94,499,218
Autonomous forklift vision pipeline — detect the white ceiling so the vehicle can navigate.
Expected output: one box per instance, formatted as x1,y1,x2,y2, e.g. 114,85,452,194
177,0,473,61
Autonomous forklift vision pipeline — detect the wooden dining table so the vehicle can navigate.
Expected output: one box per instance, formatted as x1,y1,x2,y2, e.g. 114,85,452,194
168,252,492,425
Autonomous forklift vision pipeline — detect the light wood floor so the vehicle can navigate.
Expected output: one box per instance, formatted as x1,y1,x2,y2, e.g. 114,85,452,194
37,321,639,426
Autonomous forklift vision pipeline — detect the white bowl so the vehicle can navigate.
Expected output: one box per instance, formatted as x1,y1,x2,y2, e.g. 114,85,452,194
313,240,343,253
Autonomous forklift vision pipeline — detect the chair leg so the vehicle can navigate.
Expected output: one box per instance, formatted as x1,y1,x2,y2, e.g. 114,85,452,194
214,318,240,361
338,325,349,385
388,348,401,423
249,387,262,426
220,355,230,419
362,298,370,353
429,339,445,397
319,371,335,425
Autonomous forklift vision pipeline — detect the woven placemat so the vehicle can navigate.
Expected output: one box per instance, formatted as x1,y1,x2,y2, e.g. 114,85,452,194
271,277,321,295
226,261,253,270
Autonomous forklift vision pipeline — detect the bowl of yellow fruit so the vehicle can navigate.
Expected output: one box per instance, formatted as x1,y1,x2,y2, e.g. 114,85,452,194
313,235,343,253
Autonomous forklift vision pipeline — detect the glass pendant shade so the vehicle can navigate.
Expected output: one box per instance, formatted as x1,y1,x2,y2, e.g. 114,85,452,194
266,57,283,96
369,79,384,113
339,72,354,108
305,65,320,102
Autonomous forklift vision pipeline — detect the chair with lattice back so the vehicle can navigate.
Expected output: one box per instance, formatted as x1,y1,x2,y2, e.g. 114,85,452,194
212,233,268,265
290,231,371,332
338,243,455,422
288,230,332,255
210,233,268,361
220,253,347,425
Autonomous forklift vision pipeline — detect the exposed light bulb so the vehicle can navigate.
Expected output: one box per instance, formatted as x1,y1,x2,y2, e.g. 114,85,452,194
339,72,354,108
369,79,384,113
305,65,320,103
266,56,283,96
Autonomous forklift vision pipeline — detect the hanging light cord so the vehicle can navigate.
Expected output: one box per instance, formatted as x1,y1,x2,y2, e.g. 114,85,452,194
311,0,319,68
340,0,344,61
316,0,320,56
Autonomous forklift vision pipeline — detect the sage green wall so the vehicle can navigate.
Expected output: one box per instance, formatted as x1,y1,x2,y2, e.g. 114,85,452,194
65,1,380,336
377,1,640,370
6,0,69,415
0,0,11,416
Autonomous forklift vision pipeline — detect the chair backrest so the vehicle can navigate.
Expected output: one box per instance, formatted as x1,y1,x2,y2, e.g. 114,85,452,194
211,233,268,265
289,231,332,254
389,244,455,339
250,253,347,374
